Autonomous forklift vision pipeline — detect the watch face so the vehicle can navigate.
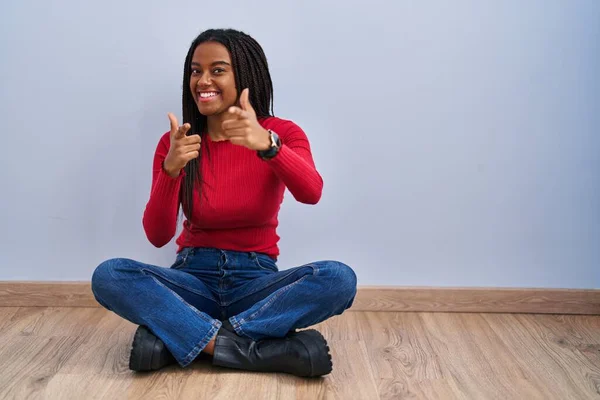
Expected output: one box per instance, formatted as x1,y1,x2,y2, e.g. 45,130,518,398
269,131,276,147
258,131,281,160
270,131,280,148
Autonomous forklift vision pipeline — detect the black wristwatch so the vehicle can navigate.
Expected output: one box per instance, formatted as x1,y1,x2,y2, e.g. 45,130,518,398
257,130,281,160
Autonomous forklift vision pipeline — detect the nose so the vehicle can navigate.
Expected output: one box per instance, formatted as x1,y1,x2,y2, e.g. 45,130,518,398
197,72,212,88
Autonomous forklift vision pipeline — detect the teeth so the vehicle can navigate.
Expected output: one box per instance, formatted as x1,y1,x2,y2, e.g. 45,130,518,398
200,92,218,98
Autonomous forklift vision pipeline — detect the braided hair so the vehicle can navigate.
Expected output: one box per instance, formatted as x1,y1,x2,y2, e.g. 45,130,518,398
180,28,274,219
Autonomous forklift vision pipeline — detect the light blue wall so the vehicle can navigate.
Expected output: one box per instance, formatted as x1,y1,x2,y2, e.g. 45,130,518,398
1,0,598,287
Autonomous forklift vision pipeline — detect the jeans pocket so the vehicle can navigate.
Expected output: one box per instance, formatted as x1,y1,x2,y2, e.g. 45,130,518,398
253,253,278,272
170,247,193,270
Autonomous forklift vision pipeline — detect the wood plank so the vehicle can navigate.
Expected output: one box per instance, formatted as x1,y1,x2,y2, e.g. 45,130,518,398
482,313,599,399
419,312,557,399
358,311,446,399
0,307,52,336
1,282,598,315
152,366,297,400
44,374,134,400
56,312,136,375
0,335,86,399
0,307,18,332
295,339,379,400
513,314,600,398
297,312,379,399
29,311,137,399
2,307,600,399
0,307,107,338
311,311,364,341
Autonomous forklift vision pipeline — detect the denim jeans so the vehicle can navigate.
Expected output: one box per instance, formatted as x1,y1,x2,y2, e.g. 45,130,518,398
91,247,357,367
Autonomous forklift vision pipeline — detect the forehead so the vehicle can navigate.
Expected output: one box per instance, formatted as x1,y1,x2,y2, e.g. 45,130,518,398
192,41,232,64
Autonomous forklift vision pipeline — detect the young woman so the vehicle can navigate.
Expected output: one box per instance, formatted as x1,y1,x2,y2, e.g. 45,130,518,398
91,28,357,378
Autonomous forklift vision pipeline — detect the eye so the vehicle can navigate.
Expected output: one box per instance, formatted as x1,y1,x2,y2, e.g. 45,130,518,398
191,69,201,76
212,68,225,74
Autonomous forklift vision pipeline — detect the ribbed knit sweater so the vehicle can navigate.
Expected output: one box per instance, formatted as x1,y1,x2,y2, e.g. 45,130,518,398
142,117,323,258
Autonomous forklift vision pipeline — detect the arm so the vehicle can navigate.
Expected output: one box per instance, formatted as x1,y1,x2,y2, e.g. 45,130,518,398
142,134,182,247
221,89,323,204
266,123,323,204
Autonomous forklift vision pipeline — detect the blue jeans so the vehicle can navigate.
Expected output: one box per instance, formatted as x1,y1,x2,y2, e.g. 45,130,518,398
91,248,357,367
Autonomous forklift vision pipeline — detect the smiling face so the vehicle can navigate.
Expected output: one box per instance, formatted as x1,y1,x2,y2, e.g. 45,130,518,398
189,41,238,117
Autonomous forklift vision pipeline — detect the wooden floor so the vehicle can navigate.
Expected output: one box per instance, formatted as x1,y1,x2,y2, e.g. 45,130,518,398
0,308,598,399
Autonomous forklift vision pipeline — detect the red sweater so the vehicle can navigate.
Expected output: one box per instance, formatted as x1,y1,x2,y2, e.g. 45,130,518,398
142,117,323,258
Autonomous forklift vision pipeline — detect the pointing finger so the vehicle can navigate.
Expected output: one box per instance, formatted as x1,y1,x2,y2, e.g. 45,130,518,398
168,113,179,137
228,106,248,119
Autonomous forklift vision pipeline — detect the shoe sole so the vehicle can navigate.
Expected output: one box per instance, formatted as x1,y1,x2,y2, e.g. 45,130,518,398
292,329,333,377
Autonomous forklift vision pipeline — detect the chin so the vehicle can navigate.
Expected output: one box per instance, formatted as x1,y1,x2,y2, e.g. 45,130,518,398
196,105,219,116
198,104,232,117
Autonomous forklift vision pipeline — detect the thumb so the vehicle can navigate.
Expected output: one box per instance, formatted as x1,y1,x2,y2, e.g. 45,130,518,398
240,88,253,113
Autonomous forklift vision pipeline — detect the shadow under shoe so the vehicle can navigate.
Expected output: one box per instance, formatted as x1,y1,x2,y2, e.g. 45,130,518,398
129,326,177,372
212,321,332,377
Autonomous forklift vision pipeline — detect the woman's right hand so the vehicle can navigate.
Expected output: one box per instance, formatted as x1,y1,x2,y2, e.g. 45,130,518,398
163,113,201,178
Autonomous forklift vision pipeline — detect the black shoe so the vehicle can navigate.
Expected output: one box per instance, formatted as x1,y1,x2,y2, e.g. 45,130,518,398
213,320,332,377
129,326,177,372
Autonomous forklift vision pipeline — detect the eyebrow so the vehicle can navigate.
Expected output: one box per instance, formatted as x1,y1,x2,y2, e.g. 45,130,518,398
191,61,231,67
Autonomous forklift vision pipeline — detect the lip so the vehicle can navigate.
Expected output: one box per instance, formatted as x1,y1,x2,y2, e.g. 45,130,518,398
197,91,221,103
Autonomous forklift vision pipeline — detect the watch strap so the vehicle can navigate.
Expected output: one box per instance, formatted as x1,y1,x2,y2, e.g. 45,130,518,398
257,130,281,160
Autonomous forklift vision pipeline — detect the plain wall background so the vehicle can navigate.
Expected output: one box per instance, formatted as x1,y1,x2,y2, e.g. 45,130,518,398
0,0,598,287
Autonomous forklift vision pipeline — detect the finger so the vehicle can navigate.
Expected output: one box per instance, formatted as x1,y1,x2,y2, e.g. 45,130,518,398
239,88,250,111
181,143,201,153
222,128,249,138
222,119,250,131
168,113,179,137
183,134,201,145
176,123,191,139
183,150,199,161
227,106,248,119
228,137,247,147
181,123,191,135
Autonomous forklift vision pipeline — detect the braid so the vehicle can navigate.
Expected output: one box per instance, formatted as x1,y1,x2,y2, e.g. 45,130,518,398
179,29,274,219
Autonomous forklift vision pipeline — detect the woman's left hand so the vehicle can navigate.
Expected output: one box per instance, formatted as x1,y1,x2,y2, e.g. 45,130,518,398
222,88,271,151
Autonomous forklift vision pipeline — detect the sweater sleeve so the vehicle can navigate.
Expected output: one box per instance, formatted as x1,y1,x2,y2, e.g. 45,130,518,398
265,121,324,204
142,133,182,247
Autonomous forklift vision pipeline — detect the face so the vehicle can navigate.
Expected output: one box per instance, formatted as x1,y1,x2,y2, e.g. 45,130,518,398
189,41,237,116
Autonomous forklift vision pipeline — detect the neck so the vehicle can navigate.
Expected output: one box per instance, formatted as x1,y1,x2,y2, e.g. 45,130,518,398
207,114,229,141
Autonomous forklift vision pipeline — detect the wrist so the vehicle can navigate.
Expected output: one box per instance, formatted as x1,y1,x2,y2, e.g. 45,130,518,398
256,129,272,151
257,130,281,160
162,160,181,178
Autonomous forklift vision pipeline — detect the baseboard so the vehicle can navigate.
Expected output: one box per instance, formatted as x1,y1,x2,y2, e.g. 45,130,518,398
0,282,97,307
353,286,600,315
0,282,598,315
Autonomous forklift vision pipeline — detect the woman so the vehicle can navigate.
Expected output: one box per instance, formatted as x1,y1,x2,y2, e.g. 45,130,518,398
91,28,357,378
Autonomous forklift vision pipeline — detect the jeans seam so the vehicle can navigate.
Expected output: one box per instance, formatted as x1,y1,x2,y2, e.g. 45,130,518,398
228,315,247,338
236,274,310,328
181,321,221,367
253,255,276,271
151,276,221,367
143,268,216,304
221,267,311,307
150,276,215,325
